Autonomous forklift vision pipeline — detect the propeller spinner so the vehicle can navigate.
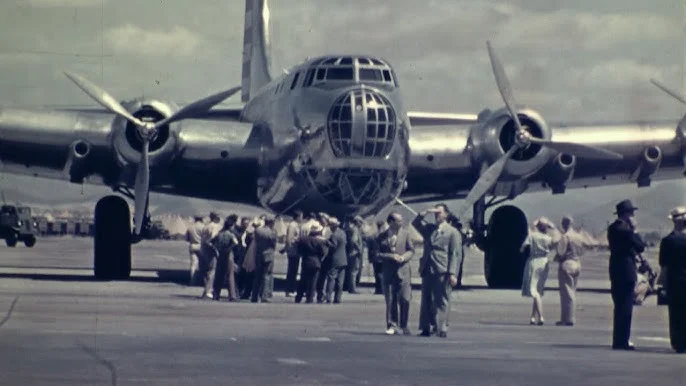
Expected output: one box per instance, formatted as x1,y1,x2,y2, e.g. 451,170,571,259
454,42,623,218
65,71,241,236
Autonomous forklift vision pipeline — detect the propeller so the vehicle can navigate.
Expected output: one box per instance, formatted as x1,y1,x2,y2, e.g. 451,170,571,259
65,71,241,236
454,42,623,218
650,78,686,106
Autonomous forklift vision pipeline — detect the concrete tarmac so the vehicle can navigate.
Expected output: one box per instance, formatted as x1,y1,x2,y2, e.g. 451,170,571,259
0,237,684,385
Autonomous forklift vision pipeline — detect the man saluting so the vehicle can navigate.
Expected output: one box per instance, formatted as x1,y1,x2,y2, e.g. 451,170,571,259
413,203,462,338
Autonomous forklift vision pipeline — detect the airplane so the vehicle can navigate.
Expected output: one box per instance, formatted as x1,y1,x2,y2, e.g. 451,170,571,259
0,0,683,288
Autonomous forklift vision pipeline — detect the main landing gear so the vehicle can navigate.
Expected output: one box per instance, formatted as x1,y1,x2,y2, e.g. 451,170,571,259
472,197,529,289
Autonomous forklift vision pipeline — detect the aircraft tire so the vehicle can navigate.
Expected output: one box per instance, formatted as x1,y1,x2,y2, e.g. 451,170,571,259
94,195,132,280
484,205,529,289
23,235,36,248
6,233,17,247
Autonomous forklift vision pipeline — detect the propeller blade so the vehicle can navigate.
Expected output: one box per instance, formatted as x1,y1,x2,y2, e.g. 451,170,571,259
650,78,686,106
153,86,242,129
64,71,146,127
487,41,523,132
456,146,518,218
528,137,623,160
133,139,150,235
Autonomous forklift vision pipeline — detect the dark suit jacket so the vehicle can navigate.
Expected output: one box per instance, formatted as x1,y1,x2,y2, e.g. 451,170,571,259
377,227,415,280
327,228,348,268
254,226,277,263
607,218,645,284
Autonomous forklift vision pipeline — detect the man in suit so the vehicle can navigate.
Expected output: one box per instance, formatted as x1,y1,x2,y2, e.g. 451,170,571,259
413,203,463,338
607,199,646,350
377,212,415,335
251,216,278,303
285,210,304,297
324,217,348,304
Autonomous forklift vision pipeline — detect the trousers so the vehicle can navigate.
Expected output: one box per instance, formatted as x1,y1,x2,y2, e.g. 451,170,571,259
558,259,580,324
419,273,452,333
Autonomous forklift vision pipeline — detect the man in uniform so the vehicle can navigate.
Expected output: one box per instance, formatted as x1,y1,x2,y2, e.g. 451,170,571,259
413,204,462,338
659,206,686,353
285,210,304,297
554,215,582,326
325,217,348,304
199,212,223,299
344,216,364,294
185,215,205,286
377,212,415,335
607,199,645,350
251,216,278,303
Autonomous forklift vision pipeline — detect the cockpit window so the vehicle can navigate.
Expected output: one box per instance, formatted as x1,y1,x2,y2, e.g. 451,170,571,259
303,69,315,87
326,67,354,80
359,68,383,81
304,56,396,87
290,72,300,89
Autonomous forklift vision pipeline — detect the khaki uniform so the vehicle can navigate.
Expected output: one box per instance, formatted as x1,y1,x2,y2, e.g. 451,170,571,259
186,221,205,285
554,232,582,324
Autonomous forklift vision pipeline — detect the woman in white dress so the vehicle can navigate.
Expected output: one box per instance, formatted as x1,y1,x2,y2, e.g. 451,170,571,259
521,217,556,325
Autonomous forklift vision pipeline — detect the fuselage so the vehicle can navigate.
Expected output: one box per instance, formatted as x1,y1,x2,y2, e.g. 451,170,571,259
240,55,411,218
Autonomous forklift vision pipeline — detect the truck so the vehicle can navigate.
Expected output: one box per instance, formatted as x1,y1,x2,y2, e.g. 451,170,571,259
0,205,38,247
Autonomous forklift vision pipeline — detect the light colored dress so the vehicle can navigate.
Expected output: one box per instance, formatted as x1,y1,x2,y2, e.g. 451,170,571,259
521,231,553,297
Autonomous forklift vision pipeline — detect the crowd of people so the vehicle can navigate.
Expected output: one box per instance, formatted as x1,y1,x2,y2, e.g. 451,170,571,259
184,197,686,352
519,198,686,353
185,204,467,337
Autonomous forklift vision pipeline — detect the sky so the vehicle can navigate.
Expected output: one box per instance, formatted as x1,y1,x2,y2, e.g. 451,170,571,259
1,0,686,224
1,0,684,121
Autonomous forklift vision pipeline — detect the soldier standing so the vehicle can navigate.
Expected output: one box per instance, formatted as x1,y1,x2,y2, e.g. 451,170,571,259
251,216,277,303
344,216,364,294
325,217,348,304
211,215,239,301
285,210,304,297
554,215,582,326
185,216,205,286
659,206,686,353
377,212,415,335
413,204,462,338
607,199,645,350
295,223,329,303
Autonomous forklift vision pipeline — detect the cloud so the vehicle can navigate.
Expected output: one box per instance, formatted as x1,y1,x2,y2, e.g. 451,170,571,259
22,0,107,7
105,24,203,58
567,60,679,89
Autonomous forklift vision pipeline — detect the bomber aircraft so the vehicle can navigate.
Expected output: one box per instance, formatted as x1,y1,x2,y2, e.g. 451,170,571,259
0,0,684,288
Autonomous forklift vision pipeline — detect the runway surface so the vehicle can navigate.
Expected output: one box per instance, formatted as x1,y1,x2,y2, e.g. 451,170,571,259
0,237,684,385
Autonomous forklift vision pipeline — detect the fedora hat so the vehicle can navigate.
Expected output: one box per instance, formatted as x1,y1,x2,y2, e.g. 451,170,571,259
614,199,638,214
309,222,324,234
668,206,686,220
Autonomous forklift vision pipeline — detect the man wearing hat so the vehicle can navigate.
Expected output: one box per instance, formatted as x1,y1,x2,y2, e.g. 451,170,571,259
251,215,278,303
324,217,348,304
553,215,582,326
186,215,206,286
295,222,329,303
658,206,686,353
607,199,646,350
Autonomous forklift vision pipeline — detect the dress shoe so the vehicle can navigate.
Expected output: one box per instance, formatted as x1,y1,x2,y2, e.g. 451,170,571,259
402,328,412,336
437,331,448,338
418,330,432,337
612,342,636,351
385,327,396,335
555,321,573,326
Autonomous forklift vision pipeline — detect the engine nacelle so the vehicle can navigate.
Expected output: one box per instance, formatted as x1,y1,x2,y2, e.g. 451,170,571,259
470,106,553,180
110,99,181,168
632,145,662,187
544,153,576,194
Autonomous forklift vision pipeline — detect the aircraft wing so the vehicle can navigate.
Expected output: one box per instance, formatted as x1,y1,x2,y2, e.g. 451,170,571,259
402,120,683,205
407,111,479,126
52,105,245,121
0,106,262,205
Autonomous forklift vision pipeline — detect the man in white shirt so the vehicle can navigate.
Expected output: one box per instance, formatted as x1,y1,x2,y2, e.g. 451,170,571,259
185,216,205,286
